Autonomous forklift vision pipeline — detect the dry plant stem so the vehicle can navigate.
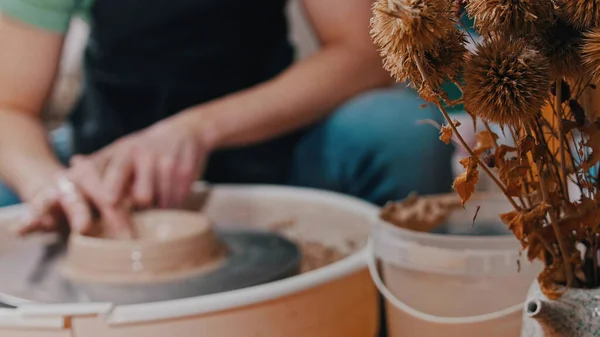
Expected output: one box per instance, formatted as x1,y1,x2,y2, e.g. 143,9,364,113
517,127,535,207
566,133,585,195
458,19,476,45
533,119,568,200
453,82,464,95
572,77,583,99
501,124,526,208
556,81,570,201
575,77,594,101
537,114,580,189
411,55,519,210
542,106,583,189
537,160,574,287
532,232,556,259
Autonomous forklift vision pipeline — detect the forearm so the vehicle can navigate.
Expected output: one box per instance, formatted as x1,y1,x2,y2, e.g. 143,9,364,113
0,110,63,201
179,44,391,149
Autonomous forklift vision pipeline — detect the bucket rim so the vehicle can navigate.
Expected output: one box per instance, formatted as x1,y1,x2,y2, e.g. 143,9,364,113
375,219,520,247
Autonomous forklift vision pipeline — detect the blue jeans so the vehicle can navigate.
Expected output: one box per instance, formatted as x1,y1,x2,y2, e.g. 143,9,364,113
0,87,454,207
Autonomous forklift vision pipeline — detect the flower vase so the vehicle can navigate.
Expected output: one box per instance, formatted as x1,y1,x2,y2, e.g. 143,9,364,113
521,280,600,336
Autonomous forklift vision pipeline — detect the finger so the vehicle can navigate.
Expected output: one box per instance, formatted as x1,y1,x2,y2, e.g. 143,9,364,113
56,176,93,234
132,151,155,208
14,219,45,236
13,211,55,236
39,214,57,231
69,158,112,204
69,154,88,167
12,188,61,235
104,149,134,205
171,141,200,207
30,187,60,217
72,154,109,178
69,163,134,237
157,154,176,209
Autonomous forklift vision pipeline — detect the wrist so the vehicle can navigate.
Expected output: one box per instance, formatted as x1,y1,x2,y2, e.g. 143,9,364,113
174,107,222,152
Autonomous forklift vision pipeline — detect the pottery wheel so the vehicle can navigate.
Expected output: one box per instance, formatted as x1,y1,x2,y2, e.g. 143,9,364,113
0,230,301,306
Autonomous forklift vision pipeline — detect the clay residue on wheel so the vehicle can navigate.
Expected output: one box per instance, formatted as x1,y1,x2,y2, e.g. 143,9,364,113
269,220,354,273
380,193,462,232
298,241,348,272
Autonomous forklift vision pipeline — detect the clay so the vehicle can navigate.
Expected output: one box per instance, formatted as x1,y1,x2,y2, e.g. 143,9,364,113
62,210,227,284
380,193,462,232
269,220,350,273
298,241,347,273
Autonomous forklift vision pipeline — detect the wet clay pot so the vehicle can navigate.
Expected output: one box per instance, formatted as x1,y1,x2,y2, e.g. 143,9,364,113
63,210,226,284
521,280,600,336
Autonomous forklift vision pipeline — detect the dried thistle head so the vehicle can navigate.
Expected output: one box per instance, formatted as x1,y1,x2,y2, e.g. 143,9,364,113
370,0,456,53
532,18,584,78
556,0,600,29
463,36,551,127
397,29,467,101
465,0,554,36
582,28,600,83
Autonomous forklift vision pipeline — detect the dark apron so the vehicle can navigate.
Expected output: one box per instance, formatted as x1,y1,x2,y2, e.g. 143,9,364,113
70,0,300,184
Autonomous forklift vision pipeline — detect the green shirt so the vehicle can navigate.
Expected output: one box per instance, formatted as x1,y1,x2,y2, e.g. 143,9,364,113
0,0,93,33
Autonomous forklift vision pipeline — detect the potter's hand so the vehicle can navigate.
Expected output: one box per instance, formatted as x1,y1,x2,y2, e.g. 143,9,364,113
16,167,132,237
80,117,209,209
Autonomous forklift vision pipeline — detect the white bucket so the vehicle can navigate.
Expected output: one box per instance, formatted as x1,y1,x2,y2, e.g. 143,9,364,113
367,193,543,337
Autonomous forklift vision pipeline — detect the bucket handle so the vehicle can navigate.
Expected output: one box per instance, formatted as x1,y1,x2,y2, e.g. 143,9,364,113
366,235,525,324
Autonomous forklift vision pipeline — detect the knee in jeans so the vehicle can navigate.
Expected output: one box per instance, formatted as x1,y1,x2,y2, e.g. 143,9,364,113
326,88,451,157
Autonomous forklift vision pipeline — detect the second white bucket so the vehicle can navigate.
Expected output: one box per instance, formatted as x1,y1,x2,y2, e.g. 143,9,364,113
368,193,543,337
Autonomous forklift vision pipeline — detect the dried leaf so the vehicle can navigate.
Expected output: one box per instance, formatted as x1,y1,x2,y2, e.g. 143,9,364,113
473,131,499,156
494,145,518,168
452,157,479,206
577,198,600,230
518,135,536,157
581,179,597,192
527,202,552,222
498,158,530,196
501,210,526,241
500,210,518,226
439,119,461,144
562,119,579,133
500,202,550,242
527,233,547,261
439,126,453,144
538,262,568,300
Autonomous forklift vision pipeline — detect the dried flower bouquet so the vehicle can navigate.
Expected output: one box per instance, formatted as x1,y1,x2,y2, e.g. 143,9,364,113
370,0,600,299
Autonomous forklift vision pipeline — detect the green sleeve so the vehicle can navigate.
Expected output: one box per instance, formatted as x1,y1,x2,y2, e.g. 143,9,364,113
0,0,78,33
